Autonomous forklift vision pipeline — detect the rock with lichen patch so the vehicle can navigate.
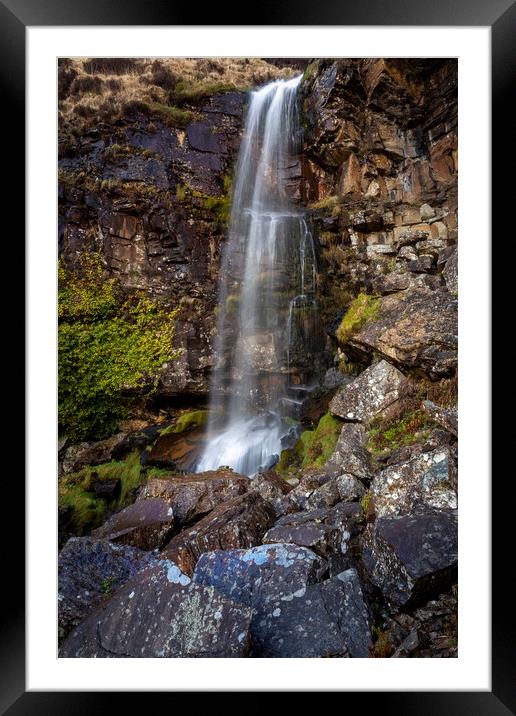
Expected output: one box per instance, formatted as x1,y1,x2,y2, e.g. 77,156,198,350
329,359,410,424
370,447,457,518
59,561,252,658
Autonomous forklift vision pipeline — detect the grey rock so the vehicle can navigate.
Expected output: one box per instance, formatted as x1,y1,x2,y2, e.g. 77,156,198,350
329,359,409,424
442,248,458,294
370,447,457,518
361,510,458,610
326,423,373,482
247,569,371,657
422,400,458,437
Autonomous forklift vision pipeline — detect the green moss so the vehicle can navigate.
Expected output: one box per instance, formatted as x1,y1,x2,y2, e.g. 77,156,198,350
146,102,197,127
303,60,320,84
335,292,381,345
59,253,180,441
295,412,343,469
158,410,208,436
59,451,145,534
360,491,372,515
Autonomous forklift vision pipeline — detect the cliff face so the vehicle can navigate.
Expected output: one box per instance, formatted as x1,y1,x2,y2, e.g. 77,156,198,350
58,58,457,403
299,59,457,339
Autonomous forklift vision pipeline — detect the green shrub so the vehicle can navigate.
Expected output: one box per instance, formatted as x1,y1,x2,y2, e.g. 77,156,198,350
58,253,180,441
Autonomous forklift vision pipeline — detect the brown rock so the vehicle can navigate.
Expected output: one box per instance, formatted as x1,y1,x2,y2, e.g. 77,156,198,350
137,469,249,525
161,492,275,576
91,498,175,550
348,287,457,379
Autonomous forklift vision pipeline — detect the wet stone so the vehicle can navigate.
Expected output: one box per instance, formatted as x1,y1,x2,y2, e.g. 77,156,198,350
91,498,175,551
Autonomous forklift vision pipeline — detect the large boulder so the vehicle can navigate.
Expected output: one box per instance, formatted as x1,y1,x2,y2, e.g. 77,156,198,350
91,498,174,550
193,547,369,658
347,288,457,379
160,492,275,576
137,468,249,525
370,447,457,518
361,510,458,610
246,570,371,657
59,562,252,658
329,359,409,423
58,537,157,642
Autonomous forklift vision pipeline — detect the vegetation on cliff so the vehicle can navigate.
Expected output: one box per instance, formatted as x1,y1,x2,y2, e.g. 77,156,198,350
58,253,180,441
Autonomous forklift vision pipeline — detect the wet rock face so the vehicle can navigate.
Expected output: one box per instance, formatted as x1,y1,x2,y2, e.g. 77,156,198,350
329,359,409,423
361,510,458,611
160,492,276,576
60,561,252,658
137,469,249,526
58,537,158,642
91,497,175,550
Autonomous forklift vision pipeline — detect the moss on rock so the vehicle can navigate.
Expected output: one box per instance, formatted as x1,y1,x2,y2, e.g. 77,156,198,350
158,410,208,436
336,292,381,346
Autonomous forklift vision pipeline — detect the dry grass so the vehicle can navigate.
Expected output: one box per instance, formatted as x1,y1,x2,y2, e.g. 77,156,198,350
58,57,298,134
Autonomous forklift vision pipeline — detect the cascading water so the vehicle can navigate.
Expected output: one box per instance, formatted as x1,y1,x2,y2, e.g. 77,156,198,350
196,75,325,476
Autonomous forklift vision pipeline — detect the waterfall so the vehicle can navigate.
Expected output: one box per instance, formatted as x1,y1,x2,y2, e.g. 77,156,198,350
196,75,324,477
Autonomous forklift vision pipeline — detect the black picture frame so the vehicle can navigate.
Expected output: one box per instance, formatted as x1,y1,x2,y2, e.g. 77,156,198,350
5,0,511,710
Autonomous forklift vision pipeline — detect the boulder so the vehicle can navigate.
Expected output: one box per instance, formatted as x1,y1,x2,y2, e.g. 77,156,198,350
326,423,373,482
247,570,371,657
58,537,157,642
247,470,293,503
91,498,174,550
303,473,366,511
329,359,409,423
62,433,128,473
361,510,458,610
348,288,457,379
422,400,458,437
193,543,326,605
370,447,457,518
442,248,458,294
262,522,342,558
137,468,249,525
160,492,275,576
59,562,252,658
194,547,369,657
371,272,410,294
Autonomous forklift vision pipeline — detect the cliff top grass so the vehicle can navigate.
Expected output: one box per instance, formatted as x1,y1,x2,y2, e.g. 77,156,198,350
59,58,298,134
335,292,381,345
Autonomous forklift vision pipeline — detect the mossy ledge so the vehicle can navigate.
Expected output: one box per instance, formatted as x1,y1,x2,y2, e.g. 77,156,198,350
336,292,381,346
